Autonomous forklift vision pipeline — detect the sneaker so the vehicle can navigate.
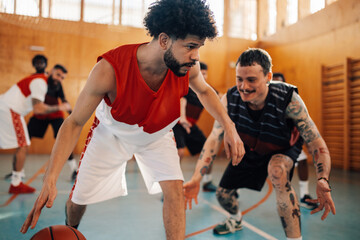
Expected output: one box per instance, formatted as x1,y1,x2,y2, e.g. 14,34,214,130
203,181,217,192
9,182,36,194
300,194,318,210
71,170,77,182
213,218,242,235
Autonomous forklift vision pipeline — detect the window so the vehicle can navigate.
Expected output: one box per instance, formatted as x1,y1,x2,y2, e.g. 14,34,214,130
326,0,337,5
228,0,257,40
310,0,325,14
16,0,39,16
0,0,14,14
121,0,154,28
49,0,81,21
287,0,298,25
207,0,224,37
268,0,277,35
84,0,120,25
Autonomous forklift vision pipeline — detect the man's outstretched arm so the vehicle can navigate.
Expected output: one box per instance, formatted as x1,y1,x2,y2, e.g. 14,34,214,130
21,59,116,233
286,91,336,220
188,63,244,166
183,96,227,210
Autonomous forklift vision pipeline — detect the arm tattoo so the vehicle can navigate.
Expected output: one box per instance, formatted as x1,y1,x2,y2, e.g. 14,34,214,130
214,121,222,129
199,149,205,160
286,93,320,143
200,166,209,176
316,163,324,173
312,147,329,165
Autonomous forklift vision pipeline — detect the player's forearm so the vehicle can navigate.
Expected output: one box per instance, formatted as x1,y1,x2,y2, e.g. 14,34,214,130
307,138,331,180
32,102,60,114
180,97,187,119
44,117,83,183
197,88,233,130
191,128,223,182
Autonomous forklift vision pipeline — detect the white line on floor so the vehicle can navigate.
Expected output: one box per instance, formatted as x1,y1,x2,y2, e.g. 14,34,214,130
200,197,278,240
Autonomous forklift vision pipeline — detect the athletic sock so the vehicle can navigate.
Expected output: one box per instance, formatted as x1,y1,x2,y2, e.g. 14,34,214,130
202,173,212,183
230,210,242,221
287,237,302,240
67,159,77,172
20,169,25,178
11,171,22,186
299,180,309,198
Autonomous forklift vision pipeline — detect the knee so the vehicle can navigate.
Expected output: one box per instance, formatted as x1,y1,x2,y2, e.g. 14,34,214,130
268,159,290,191
216,187,238,214
161,180,184,202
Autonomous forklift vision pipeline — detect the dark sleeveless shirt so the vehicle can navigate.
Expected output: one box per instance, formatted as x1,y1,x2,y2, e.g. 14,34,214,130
227,82,302,159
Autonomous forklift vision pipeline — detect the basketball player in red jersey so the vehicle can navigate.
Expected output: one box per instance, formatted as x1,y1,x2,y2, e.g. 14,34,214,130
21,1,245,239
0,56,71,194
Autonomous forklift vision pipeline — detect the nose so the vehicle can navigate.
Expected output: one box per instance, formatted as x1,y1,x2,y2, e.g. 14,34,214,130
190,49,200,62
240,81,249,90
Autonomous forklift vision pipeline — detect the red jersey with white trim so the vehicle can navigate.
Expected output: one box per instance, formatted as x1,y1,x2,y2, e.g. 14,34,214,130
1,73,48,116
95,43,189,145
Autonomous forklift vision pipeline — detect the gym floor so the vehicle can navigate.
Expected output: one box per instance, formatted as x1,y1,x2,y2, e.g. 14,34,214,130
0,154,359,240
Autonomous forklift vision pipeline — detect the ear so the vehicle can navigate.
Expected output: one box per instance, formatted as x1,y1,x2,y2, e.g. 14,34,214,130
267,72,272,83
158,32,170,50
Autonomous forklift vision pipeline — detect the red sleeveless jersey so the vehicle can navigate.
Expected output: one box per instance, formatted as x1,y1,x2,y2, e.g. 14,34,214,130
16,73,48,97
97,43,189,134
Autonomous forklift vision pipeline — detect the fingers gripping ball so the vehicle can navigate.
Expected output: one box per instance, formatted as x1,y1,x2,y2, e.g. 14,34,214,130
30,225,86,240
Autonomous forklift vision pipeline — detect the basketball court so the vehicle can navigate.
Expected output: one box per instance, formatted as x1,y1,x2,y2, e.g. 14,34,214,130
0,154,359,239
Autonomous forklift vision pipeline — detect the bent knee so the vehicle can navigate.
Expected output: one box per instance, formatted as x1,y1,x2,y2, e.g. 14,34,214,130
268,154,293,188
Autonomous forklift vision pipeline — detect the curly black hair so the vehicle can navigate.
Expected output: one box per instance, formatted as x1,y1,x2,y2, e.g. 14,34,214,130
32,54,47,67
236,48,273,76
143,0,217,40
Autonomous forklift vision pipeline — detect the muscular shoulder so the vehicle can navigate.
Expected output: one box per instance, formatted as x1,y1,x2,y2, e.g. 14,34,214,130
86,59,116,98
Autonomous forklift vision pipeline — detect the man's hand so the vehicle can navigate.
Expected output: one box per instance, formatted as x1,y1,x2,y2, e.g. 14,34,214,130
20,181,58,233
179,117,192,134
306,178,336,220
223,124,245,166
183,180,200,210
59,102,72,112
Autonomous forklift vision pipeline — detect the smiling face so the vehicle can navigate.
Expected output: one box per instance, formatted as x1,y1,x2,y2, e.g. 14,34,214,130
235,63,272,110
164,34,205,77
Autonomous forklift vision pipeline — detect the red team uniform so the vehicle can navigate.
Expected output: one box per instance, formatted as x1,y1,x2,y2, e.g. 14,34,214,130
70,44,189,204
0,74,48,149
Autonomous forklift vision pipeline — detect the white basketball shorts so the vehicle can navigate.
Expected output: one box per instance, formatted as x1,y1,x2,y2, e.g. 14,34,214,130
0,103,30,149
70,119,183,205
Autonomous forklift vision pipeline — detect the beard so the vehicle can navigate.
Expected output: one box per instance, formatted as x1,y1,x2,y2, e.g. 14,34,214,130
48,75,60,90
164,47,195,77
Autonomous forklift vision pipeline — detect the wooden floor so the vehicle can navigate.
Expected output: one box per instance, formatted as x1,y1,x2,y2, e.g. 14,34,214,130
0,154,359,240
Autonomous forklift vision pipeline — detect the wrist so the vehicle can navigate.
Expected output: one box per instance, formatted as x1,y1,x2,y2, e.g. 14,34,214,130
318,177,331,190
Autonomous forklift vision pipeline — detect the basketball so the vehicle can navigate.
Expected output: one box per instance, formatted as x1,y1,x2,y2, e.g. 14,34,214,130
30,225,86,240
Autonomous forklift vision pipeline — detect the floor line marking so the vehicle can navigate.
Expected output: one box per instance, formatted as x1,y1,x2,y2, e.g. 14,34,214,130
185,178,274,239
0,160,48,208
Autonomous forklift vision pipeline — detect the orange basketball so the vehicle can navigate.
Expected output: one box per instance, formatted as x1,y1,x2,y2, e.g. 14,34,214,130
30,225,86,240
